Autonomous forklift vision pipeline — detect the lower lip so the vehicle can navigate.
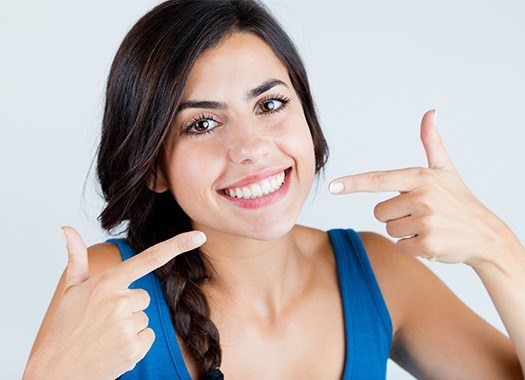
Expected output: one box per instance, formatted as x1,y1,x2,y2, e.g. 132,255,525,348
217,167,292,209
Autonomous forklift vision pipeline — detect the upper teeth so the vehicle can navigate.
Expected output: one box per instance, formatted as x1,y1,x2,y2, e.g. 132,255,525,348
226,171,286,199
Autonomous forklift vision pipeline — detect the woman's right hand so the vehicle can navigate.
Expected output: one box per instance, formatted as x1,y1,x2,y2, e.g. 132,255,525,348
24,226,207,380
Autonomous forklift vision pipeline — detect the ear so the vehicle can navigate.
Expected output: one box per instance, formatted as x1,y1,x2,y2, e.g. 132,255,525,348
147,166,169,193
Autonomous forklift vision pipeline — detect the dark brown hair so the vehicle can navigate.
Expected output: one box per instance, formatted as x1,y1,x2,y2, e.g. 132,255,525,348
95,0,329,377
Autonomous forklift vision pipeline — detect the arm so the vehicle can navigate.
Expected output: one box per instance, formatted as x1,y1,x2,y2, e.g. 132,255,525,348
331,110,525,378
360,231,523,379
471,233,525,378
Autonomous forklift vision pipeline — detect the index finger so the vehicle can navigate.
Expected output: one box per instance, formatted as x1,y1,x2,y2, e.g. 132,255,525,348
111,230,206,288
329,167,426,194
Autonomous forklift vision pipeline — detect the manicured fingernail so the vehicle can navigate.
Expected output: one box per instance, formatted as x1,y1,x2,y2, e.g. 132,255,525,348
191,231,207,246
329,181,344,194
59,227,68,248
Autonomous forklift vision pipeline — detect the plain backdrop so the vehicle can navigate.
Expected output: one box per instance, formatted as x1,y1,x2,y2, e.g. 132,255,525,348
1,0,524,378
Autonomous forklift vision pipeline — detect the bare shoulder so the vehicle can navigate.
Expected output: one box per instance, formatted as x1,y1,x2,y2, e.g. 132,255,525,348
86,241,124,276
356,231,521,378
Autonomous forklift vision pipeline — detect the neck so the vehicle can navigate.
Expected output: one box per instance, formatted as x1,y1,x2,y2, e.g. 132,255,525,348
195,224,315,320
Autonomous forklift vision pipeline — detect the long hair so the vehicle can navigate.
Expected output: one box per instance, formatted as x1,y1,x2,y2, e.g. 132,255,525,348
95,0,329,377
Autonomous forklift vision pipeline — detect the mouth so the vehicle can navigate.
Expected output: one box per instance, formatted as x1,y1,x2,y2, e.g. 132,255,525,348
217,166,293,209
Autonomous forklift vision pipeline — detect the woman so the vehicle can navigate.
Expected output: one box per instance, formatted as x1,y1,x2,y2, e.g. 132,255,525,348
24,0,525,379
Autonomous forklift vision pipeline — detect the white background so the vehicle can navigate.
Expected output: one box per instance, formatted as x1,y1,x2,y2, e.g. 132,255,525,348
1,0,524,378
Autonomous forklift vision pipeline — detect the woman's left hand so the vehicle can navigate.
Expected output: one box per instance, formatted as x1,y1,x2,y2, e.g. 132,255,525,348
329,109,519,267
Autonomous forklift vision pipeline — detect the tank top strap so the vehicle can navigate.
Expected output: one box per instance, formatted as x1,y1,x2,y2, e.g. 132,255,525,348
327,228,393,379
104,237,191,379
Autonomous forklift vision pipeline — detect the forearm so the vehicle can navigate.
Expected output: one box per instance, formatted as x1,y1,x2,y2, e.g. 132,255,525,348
472,234,525,377
23,350,72,380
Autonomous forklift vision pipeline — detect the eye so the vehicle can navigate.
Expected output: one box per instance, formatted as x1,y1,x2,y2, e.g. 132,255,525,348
182,114,221,136
261,99,281,112
192,119,217,132
257,95,291,115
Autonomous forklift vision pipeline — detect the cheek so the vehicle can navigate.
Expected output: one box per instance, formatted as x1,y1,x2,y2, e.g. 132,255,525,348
277,113,316,174
167,144,220,204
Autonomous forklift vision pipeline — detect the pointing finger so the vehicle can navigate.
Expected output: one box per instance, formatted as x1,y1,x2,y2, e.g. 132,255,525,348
329,167,425,194
111,230,206,288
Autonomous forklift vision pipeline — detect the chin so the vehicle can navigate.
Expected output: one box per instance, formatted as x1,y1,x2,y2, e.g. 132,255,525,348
199,215,297,242
243,221,296,241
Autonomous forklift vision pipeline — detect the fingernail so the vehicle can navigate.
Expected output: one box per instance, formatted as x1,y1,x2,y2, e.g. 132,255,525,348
433,109,438,124
59,227,68,248
329,181,344,194
191,231,207,246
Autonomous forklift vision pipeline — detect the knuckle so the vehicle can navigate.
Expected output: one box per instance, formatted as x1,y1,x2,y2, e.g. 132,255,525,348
416,191,434,210
418,233,435,251
175,237,188,253
141,250,163,270
344,180,355,193
373,203,383,220
385,221,396,236
142,327,156,344
140,327,155,349
134,288,151,307
117,319,137,341
113,296,131,316
138,311,149,327
95,270,117,291
416,168,434,184
122,347,141,371
122,339,148,369
373,172,389,188
419,215,436,230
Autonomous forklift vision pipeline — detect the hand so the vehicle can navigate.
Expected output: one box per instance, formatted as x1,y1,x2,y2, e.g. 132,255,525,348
329,109,517,267
27,227,206,379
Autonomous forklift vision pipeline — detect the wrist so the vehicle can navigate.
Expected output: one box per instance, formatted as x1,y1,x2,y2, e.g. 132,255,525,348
471,231,525,278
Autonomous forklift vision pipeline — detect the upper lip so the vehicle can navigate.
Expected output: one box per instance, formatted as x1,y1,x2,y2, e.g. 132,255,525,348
219,166,290,190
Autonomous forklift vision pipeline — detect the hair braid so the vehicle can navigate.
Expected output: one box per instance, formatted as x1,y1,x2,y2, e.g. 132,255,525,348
167,251,222,371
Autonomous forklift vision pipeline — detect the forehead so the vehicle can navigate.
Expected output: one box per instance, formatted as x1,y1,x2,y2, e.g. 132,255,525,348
182,32,290,100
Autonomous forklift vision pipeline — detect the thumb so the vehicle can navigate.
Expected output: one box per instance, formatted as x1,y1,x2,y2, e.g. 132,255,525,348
61,226,90,290
420,109,456,172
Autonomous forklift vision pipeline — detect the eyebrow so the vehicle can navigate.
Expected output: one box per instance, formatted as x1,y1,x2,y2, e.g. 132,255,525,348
176,78,288,112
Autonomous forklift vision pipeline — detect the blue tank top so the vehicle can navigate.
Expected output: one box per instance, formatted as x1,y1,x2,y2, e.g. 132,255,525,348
106,228,393,379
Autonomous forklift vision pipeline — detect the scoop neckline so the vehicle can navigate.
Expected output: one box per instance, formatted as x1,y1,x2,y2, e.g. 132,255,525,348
151,228,353,379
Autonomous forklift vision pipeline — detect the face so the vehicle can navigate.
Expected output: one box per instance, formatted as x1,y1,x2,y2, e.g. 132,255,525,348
151,31,316,241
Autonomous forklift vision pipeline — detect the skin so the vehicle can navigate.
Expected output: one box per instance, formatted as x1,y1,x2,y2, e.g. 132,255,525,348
26,31,524,379
150,31,317,313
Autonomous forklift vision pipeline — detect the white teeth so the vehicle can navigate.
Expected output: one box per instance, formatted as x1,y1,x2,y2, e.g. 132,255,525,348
225,170,288,199
261,180,271,195
242,186,252,198
250,183,263,197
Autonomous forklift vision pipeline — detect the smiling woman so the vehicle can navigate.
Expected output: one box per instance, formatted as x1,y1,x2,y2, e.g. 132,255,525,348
21,0,525,380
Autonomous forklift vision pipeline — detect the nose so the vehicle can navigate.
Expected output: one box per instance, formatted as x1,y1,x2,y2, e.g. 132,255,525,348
227,120,271,164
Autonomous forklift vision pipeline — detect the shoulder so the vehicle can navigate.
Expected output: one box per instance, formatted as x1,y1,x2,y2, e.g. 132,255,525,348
355,231,437,344
87,241,124,276
355,231,522,378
